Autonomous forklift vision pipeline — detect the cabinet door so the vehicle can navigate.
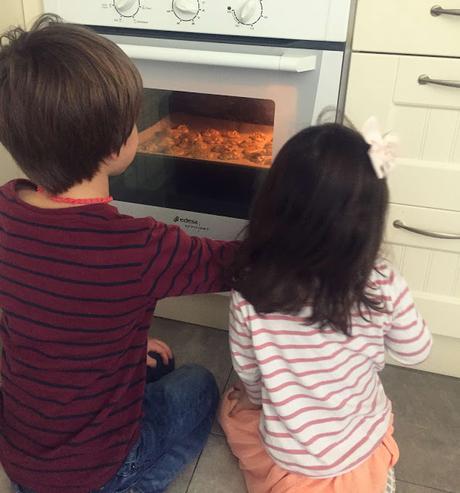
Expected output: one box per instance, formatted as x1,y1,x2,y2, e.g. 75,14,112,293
346,52,460,211
346,53,460,375
353,0,460,57
385,204,460,377
387,204,460,340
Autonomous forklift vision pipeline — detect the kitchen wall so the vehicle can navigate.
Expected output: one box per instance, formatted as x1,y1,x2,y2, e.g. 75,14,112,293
22,0,42,26
2,1,24,33
0,145,19,184
0,1,25,184
1,0,42,180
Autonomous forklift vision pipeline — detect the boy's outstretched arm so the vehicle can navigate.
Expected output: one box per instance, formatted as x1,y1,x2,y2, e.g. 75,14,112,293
141,220,239,300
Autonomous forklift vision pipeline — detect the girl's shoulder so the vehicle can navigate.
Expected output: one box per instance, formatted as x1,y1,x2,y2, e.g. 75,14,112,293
368,259,411,310
230,290,254,314
371,258,405,280
369,259,394,284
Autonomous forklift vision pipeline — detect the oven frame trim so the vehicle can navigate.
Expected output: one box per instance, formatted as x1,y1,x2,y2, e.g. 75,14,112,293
90,26,347,52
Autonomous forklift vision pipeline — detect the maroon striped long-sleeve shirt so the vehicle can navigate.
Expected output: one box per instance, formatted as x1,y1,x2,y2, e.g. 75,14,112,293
0,179,237,493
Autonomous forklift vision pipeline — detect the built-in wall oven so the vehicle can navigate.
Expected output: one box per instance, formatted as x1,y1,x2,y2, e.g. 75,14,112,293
44,1,354,240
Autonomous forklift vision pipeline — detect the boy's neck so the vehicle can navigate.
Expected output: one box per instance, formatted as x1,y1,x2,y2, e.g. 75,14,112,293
60,171,110,200
18,170,111,209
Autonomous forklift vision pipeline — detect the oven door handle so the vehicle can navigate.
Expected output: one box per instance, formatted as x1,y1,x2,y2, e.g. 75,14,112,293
117,44,317,73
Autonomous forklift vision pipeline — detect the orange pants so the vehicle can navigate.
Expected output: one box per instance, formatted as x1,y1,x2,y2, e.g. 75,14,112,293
219,393,399,493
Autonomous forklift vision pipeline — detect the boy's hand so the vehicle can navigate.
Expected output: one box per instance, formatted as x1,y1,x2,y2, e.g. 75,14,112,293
228,381,261,416
146,338,173,367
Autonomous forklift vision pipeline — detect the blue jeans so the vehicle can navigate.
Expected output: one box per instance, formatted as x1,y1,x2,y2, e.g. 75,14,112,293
14,364,219,493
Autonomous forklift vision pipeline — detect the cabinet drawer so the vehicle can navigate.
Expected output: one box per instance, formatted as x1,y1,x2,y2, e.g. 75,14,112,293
386,204,460,341
346,53,460,211
394,57,460,111
353,0,460,57
387,204,460,253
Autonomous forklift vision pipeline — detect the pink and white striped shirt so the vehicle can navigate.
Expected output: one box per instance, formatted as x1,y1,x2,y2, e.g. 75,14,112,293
229,262,432,478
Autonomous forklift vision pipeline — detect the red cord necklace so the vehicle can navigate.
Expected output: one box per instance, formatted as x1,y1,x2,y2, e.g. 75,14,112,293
36,186,113,205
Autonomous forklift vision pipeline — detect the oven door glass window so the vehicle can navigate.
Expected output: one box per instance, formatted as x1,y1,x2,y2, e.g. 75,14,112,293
110,89,275,219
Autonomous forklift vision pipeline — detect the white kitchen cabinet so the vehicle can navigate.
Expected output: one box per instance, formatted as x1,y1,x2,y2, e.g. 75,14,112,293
347,53,460,211
354,0,460,57
394,57,460,111
346,51,460,376
387,203,460,327
385,203,460,378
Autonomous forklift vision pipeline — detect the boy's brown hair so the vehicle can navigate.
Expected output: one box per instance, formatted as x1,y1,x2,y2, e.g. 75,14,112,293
0,14,143,194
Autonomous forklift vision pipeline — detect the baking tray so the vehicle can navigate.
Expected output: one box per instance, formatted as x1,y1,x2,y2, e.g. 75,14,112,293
137,113,273,169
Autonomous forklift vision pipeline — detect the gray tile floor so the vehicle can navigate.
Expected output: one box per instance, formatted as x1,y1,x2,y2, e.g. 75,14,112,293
1,317,459,493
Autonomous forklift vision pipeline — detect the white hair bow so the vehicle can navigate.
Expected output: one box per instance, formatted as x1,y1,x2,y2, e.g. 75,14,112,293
361,117,399,179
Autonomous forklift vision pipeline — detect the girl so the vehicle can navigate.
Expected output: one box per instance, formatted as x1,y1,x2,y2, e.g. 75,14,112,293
219,119,432,493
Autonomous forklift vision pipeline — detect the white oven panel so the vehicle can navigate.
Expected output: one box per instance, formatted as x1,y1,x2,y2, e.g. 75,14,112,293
113,201,247,241
43,0,352,42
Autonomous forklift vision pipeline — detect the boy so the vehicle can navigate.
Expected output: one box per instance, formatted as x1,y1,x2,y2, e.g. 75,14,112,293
0,15,237,493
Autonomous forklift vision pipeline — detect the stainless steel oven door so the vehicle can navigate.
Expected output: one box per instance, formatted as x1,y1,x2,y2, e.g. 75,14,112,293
107,36,344,240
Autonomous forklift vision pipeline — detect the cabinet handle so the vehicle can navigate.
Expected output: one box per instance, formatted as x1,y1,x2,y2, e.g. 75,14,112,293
430,5,460,16
418,74,460,89
393,220,460,240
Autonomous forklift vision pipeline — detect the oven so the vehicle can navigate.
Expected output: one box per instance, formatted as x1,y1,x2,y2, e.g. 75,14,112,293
43,0,354,240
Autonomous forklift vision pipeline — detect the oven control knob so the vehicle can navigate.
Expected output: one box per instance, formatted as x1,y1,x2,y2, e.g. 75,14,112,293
113,0,140,17
172,0,200,21
235,0,263,25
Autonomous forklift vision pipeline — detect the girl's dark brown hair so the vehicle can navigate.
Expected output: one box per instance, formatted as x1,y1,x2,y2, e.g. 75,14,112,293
0,14,143,194
233,123,389,334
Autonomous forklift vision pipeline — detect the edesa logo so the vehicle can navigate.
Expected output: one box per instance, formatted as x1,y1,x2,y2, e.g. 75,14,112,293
172,215,209,233
173,216,199,226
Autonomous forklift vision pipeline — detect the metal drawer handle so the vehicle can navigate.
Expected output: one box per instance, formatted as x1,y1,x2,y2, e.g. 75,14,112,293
393,220,460,240
418,74,460,89
431,5,460,16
